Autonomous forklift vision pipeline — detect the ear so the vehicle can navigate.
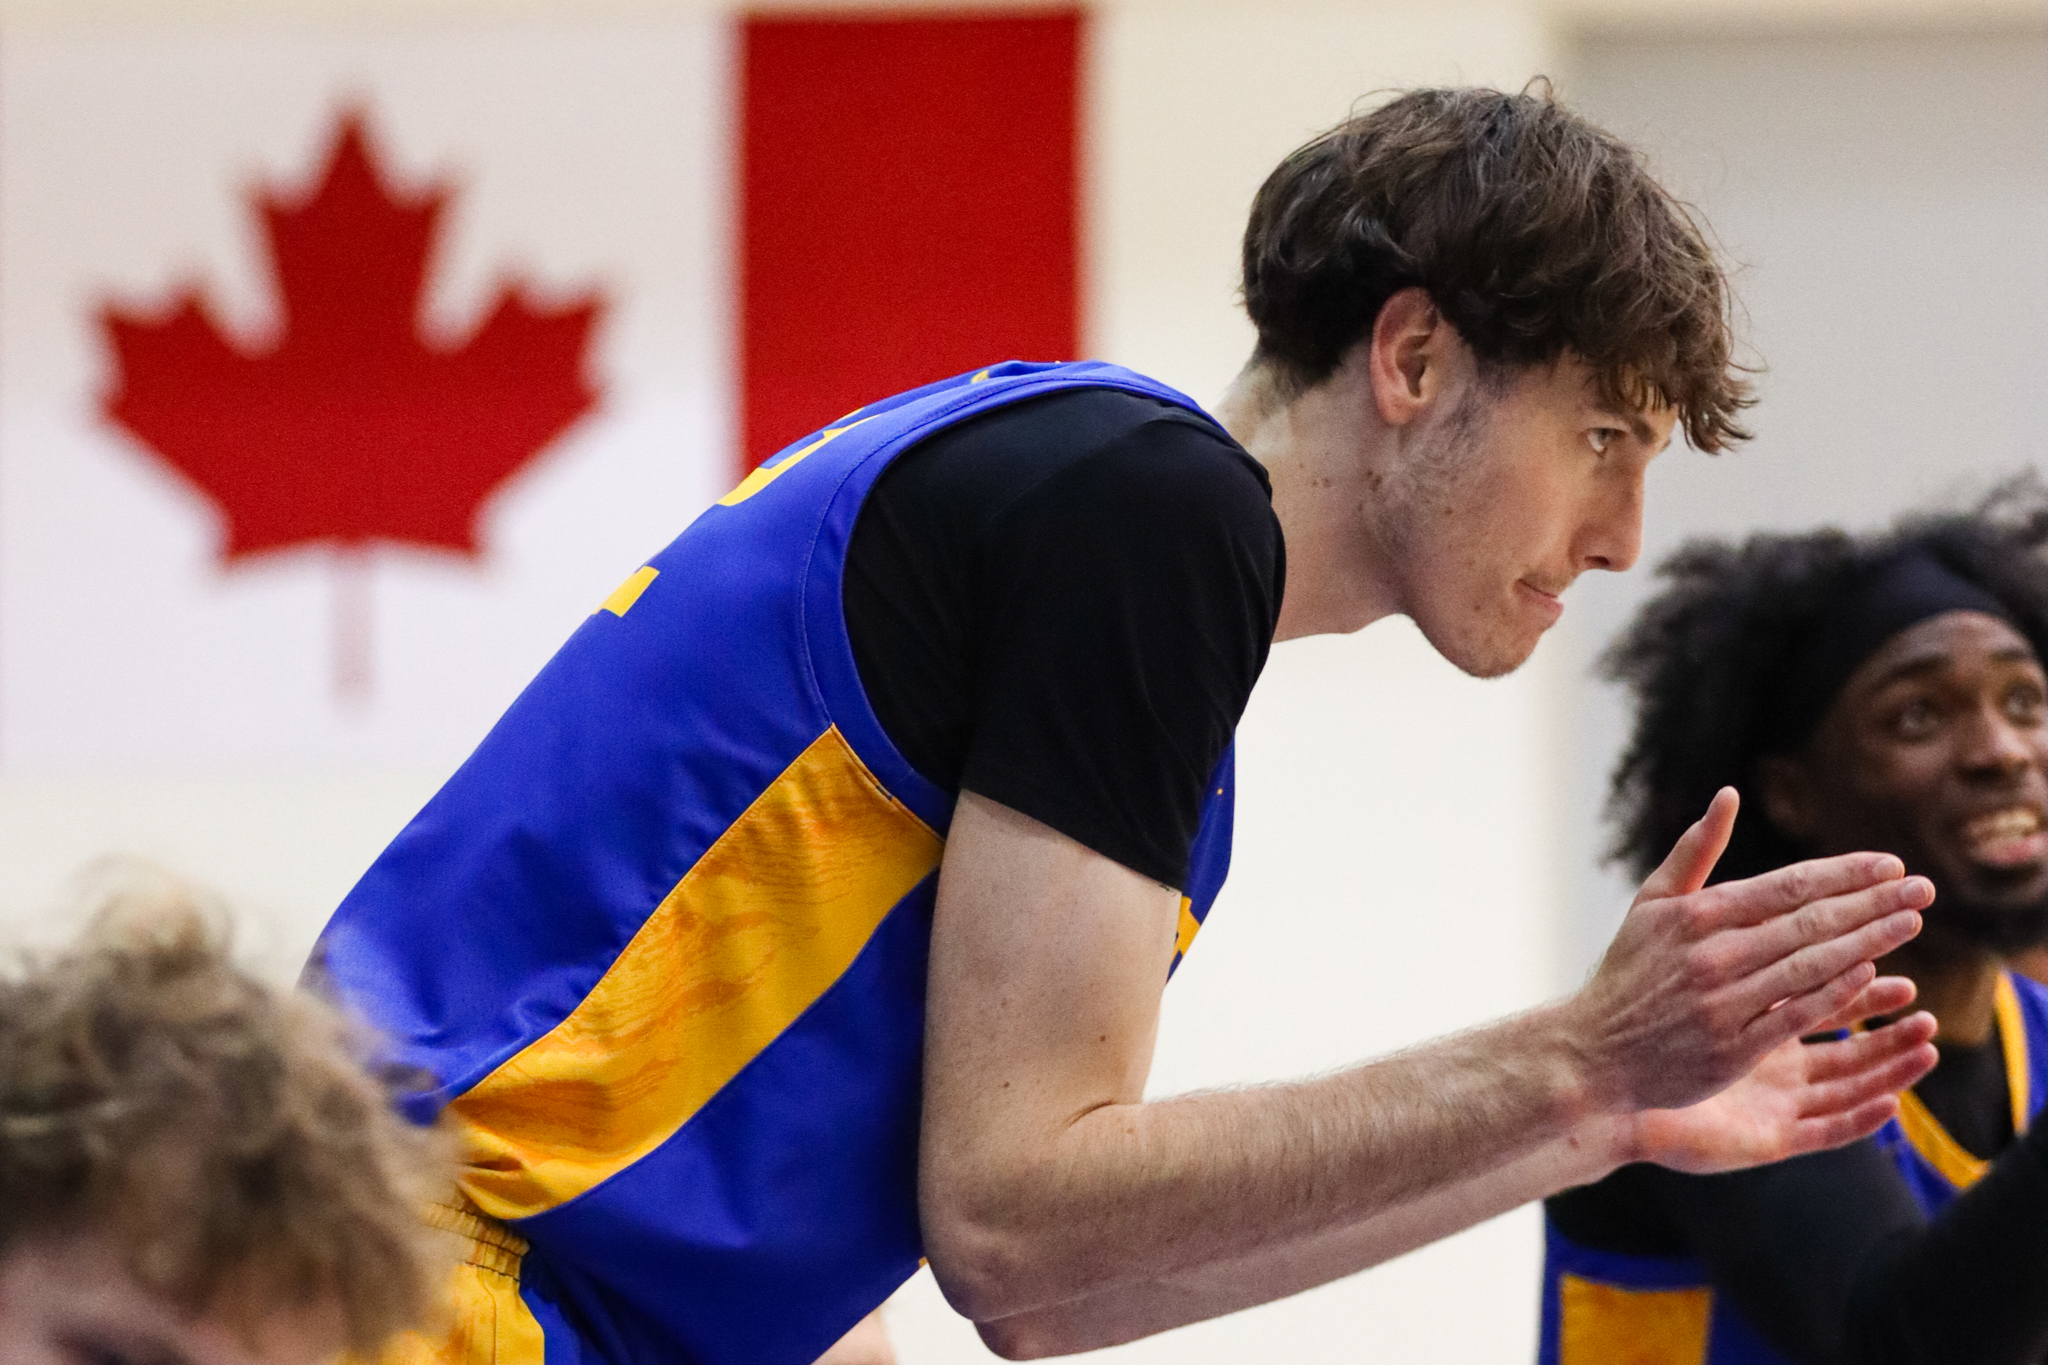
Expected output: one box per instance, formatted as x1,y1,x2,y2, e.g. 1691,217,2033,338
1364,286,1446,430
1753,754,1818,843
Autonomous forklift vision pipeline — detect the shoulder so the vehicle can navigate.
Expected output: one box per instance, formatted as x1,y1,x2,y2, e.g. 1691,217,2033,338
909,386,1270,517
983,390,1275,545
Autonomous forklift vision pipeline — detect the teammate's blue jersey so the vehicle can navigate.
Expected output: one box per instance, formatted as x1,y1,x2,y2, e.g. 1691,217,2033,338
1537,971,2048,1365
310,361,1240,1365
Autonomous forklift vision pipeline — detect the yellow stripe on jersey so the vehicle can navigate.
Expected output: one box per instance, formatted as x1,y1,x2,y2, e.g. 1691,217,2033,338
449,725,944,1220
1896,972,2032,1190
1996,972,2031,1134
1896,1085,1989,1188
1174,897,1201,960
1558,1275,1711,1365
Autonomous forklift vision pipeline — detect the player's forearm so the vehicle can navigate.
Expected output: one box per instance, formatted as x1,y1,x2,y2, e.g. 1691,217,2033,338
971,1123,1624,1358
924,1000,1629,1325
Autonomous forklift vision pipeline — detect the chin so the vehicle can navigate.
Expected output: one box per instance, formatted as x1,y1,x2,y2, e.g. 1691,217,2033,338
1928,892,2048,957
1418,621,1543,680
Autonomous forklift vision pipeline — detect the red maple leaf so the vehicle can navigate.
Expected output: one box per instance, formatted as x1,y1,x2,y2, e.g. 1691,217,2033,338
100,109,603,699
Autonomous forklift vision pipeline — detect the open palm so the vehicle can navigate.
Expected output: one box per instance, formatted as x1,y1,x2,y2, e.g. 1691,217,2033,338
1636,1007,1937,1175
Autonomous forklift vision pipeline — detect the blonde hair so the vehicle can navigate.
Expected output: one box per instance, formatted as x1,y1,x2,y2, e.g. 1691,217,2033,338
0,863,451,1353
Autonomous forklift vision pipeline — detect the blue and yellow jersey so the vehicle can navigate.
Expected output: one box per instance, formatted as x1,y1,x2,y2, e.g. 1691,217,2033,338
1537,971,2048,1365
311,361,1239,1365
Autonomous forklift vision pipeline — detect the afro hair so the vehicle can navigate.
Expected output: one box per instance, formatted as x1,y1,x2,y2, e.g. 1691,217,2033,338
1604,476,2048,886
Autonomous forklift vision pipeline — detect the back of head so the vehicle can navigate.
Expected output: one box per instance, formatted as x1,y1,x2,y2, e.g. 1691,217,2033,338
0,861,450,1354
1241,83,1748,451
1604,478,2048,884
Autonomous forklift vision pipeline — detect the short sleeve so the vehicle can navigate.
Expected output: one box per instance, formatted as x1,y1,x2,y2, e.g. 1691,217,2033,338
959,413,1282,888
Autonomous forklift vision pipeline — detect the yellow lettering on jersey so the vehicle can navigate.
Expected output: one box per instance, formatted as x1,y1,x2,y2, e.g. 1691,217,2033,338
1174,897,1201,960
597,566,659,617
1558,1275,1711,1365
448,725,943,1221
717,415,877,507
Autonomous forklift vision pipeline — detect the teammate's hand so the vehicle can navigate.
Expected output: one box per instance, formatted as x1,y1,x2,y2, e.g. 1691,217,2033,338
1631,989,1939,1173
1564,787,1932,1118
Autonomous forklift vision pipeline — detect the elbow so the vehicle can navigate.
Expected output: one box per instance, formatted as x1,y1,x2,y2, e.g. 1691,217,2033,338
922,1207,1043,1324
923,1164,1091,1326
925,1206,1136,1359
974,1316,1064,1360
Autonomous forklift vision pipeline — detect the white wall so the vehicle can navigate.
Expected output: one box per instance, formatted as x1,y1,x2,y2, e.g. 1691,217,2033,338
1554,17,2048,976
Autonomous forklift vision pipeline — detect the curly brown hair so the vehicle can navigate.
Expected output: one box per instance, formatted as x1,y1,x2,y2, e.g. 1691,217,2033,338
0,863,451,1354
1241,83,1751,452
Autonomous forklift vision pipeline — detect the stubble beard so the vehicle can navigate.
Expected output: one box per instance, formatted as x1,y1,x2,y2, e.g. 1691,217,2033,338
1376,385,1530,679
1926,891,2048,958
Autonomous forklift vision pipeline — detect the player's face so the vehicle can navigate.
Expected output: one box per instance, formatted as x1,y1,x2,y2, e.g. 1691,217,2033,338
1384,355,1673,679
0,1235,346,1365
1798,611,2048,952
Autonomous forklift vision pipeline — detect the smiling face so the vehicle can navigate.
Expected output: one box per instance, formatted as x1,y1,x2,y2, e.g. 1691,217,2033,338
1375,354,1674,678
1765,610,2048,954
0,1236,345,1365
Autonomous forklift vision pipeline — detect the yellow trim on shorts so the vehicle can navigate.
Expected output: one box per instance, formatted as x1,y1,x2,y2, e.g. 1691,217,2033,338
449,724,944,1220
361,1199,546,1365
1557,1274,1711,1365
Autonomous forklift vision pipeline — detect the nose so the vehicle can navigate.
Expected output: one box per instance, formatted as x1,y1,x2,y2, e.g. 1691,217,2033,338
1578,472,1646,574
1960,702,2036,780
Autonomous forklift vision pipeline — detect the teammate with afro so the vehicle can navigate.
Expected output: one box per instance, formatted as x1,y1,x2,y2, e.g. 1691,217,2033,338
1540,480,2048,1365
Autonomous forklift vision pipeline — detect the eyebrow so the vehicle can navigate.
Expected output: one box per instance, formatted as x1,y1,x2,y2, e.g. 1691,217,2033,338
1866,646,2043,691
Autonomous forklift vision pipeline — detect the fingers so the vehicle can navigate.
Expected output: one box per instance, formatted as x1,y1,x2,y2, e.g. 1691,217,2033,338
1794,1017,1939,1109
1704,877,1931,1000
1783,1095,1904,1157
1679,850,1911,934
1730,897,1928,1037
1637,788,1739,903
1800,1009,1937,1082
1779,1016,1939,1157
1814,976,1920,1033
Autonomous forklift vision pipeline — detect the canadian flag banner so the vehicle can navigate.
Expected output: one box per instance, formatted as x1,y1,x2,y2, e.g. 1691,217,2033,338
0,12,1078,771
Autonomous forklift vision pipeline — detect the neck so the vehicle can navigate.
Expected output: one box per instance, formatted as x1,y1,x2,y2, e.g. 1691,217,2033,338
1880,936,2003,1047
1214,357,1402,642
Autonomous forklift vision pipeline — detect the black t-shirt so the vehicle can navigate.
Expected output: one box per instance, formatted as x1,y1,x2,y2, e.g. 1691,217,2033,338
841,387,1283,889
1546,1019,2048,1365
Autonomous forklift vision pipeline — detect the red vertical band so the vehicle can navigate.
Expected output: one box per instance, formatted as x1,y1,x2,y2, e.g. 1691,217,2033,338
740,9,1082,473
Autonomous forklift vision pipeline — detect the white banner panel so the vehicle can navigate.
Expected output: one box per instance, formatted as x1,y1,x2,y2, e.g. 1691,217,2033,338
0,20,733,769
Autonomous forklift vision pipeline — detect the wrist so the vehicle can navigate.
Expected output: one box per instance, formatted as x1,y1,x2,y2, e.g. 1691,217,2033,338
1515,1002,1641,1178
1523,997,1625,1129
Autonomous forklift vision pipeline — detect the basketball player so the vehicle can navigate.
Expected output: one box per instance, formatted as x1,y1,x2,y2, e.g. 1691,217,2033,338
1542,487,2048,1364
311,86,1938,1365
0,867,448,1365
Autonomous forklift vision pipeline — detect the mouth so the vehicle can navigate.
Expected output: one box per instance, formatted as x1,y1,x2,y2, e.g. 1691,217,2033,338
1958,805,2048,869
1516,580,1565,625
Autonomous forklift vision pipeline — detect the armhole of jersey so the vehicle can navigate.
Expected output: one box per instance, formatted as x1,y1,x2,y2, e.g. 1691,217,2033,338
796,369,1230,842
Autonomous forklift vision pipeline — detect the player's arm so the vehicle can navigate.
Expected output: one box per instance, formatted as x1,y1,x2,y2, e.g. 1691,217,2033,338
918,788,1933,1353
967,1016,1934,1356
